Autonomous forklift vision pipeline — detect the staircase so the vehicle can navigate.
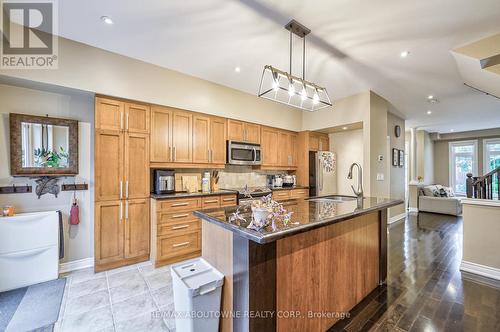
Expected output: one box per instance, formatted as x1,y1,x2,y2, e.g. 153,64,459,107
466,166,500,199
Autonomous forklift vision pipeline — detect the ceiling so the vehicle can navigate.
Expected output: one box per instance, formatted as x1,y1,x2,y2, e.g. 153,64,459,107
56,0,500,133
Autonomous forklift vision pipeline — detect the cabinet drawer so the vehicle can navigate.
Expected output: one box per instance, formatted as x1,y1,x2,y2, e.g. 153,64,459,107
290,189,308,199
272,190,291,201
158,211,198,225
157,219,200,237
157,231,200,260
202,196,221,208
220,195,237,207
158,198,201,212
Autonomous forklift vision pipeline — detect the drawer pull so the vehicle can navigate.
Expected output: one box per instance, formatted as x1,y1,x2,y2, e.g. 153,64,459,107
222,198,235,202
172,214,190,219
278,193,287,195
173,241,190,248
171,203,189,207
204,199,218,203
172,225,190,230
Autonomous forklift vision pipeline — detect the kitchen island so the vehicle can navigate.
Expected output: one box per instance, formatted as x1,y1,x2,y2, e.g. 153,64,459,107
194,196,403,332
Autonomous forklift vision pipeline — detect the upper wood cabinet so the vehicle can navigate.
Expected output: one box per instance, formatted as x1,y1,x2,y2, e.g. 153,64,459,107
209,116,227,164
227,119,260,144
309,134,319,151
150,106,172,163
276,130,298,168
309,132,329,151
125,133,150,199
319,135,329,151
192,114,210,163
261,126,279,166
96,97,150,133
172,110,193,163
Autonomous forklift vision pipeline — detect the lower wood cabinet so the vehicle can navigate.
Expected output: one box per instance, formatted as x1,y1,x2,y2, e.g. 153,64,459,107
273,188,309,201
95,199,150,271
151,194,237,267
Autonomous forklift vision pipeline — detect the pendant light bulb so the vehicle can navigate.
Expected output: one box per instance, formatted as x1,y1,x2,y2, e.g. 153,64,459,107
288,82,295,96
313,90,319,105
301,88,307,101
272,81,279,91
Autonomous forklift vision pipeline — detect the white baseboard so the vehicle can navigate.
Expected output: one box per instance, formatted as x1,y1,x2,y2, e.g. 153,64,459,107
59,257,94,273
460,260,500,281
388,212,407,224
408,207,418,213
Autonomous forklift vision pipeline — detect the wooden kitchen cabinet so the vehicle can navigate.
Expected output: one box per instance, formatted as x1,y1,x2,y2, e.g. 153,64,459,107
125,103,150,134
95,129,124,201
125,133,150,199
95,200,124,266
150,106,172,162
193,114,211,163
261,126,279,166
309,133,320,151
227,119,260,144
277,130,298,168
210,116,227,164
319,135,329,151
124,198,150,259
96,97,125,131
309,132,329,151
172,110,193,163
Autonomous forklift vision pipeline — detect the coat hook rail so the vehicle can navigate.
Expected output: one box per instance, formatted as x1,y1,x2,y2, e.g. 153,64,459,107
0,185,32,194
61,183,88,191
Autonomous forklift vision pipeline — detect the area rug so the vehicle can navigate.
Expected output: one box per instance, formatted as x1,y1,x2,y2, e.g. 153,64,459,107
0,278,66,332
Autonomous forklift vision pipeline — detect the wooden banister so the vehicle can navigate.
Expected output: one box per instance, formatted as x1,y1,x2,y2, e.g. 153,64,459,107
466,166,500,200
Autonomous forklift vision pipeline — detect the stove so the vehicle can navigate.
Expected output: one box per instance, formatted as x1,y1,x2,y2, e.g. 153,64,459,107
232,186,272,205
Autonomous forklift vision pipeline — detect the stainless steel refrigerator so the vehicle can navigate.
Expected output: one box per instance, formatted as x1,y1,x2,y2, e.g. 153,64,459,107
309,151,337,196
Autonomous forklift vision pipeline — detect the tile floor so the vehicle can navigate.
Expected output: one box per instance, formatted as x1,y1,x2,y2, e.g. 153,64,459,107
55,261,176,332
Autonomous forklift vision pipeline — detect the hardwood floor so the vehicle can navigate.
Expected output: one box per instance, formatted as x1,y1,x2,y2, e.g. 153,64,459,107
328,212,500,332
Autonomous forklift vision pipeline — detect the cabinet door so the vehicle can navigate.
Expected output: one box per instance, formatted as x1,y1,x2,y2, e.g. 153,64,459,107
278,131,290,166
261,127,279,166
124,198,150,259
125,133,149,199
319,136,329,151
210,117,227,164
290,133,298,167
309,133,319,151
172,111,192,163
227,119,244,142
96,97,124,131
192,114,210,163
95,200,124,265
125,103,150,134
244,123,261,144
150,107,172,162
95,129,124,201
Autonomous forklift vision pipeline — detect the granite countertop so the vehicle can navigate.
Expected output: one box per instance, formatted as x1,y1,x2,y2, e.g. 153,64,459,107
151,189,237,199
194,196,403,244
269,185,309,191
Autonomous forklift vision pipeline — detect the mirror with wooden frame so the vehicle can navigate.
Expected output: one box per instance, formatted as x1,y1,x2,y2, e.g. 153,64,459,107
10,113,79,176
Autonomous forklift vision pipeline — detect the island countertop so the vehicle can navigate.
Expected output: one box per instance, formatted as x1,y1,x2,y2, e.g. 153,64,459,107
193,196,403,244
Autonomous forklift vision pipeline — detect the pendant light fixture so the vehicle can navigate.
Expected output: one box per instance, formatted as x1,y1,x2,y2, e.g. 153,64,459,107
258,20,332,111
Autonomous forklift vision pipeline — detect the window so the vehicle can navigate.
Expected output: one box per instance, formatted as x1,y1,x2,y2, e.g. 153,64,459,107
449,140,478,195
483,138,500,197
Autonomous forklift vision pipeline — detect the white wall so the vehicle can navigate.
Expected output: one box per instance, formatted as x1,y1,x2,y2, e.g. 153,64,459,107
329,129,364,195
0,84,94,263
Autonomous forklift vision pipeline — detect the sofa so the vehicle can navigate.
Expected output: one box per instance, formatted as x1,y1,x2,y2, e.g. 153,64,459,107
418,185,463,216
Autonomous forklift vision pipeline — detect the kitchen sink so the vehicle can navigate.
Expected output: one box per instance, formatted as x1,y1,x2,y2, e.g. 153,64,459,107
307,195,358,203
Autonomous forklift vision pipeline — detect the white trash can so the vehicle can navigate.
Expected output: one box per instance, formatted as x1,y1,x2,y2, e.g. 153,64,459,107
171,258,224,332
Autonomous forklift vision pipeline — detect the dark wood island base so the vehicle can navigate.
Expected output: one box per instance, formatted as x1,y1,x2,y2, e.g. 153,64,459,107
201,209,389,332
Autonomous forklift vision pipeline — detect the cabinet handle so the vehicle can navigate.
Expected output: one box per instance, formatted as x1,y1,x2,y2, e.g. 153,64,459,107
172,225,190,230
174,146,177,161
120,181,123,199
171,203,189,207
125,181,129,198
119,201,123,222
120,112,124,130
172,213,189,218
125,200,129,220
204,199,218,203
222,197,235,202
169,146,172,162
172,241,190,248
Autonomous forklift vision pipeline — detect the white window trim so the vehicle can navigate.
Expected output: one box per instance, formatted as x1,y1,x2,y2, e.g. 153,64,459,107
483,138,500,174
448,140,478,195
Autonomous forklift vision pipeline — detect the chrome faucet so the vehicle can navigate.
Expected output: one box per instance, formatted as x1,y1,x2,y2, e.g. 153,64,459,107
347,163,364,199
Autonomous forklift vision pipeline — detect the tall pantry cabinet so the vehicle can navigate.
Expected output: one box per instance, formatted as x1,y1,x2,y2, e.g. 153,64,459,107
94,97,151,272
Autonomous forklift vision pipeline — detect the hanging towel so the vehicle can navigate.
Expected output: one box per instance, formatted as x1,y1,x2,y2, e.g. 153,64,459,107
70,199,80,225
57,210,64,259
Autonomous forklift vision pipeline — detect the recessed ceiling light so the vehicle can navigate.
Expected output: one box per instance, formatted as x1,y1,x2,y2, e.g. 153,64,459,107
234,66,241,73
342,126,348,130
426,110,432,115
427,95,434,100
400,51,410,58
101,16,114,25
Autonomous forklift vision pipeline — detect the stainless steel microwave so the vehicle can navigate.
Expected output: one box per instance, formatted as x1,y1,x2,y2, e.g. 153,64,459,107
227,141,262,165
